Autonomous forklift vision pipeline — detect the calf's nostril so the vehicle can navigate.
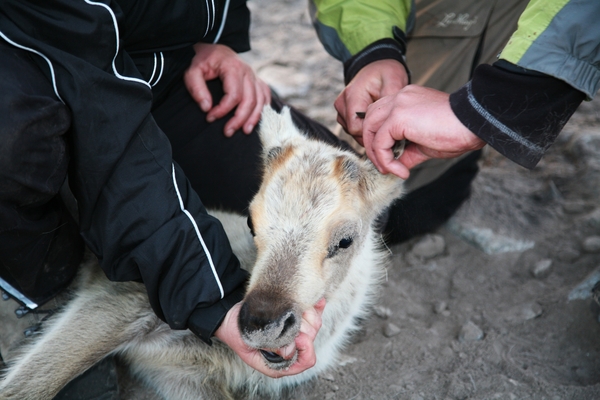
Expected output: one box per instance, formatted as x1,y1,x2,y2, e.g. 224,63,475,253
279,313,296,338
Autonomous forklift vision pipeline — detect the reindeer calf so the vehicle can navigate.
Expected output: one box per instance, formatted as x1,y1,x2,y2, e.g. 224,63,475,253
0,106,403,399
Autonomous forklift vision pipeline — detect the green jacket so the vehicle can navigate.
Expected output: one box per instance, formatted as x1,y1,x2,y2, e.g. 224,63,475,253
500,0,600,99
310,0,413,83
313,0,600,97
310,0,413,62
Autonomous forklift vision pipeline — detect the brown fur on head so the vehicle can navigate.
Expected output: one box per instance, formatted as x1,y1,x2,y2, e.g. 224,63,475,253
238,106,403,369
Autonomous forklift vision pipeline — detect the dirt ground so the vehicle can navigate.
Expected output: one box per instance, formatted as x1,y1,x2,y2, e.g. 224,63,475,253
239,1,600,399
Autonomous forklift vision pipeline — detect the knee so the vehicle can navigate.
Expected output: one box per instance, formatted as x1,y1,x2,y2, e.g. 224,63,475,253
0,44,72,207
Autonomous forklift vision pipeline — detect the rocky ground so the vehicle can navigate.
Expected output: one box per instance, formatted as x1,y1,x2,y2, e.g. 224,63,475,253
241,1,600,399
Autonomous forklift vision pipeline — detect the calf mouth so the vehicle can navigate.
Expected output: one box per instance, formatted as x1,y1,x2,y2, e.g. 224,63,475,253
258,348,298,370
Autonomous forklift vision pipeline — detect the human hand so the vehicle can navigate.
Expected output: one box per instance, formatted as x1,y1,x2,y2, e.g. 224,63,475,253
184,43,271,136
214,298,326,378
335,59,409,144
362,85,486,179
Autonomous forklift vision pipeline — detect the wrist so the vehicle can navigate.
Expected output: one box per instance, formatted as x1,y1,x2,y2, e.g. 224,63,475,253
343,31,410,85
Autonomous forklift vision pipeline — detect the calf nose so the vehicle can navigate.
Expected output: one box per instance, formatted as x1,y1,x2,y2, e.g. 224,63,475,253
238,290,300,349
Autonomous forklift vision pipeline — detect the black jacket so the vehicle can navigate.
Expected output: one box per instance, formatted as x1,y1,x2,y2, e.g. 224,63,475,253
0,0,250,342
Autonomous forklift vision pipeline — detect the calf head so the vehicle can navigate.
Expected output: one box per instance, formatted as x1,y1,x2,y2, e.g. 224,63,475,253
238,106,403,369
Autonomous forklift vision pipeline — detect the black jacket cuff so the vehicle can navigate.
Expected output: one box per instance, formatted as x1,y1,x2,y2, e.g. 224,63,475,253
187,281,247,344
343,26,410,85
449,61,585,169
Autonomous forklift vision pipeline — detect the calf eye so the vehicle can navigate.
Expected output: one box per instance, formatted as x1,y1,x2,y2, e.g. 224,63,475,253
338,237,353,249
327,236,354,258
247,215,255,236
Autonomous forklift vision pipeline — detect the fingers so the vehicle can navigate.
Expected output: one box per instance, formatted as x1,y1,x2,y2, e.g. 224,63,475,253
369,117,410,178
278,298,325,376
218,75,270,137
335,89,372,138
214,299,326,379
362,94,418,179
184,64,213,113
335,59,409,144
184,43,270,137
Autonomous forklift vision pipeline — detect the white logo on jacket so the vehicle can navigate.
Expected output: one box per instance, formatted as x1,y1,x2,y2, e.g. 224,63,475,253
437,13,479,31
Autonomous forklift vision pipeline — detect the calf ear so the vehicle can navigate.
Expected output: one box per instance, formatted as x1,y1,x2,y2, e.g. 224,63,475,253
258,106,302,151
359,160,405,214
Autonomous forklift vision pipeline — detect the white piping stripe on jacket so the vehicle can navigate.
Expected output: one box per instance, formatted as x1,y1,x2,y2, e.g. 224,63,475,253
87,0,224,299
148,53,158,85
204,0,211,37
210,0,216,30
151,52,164,87
213,0,231,44
85,0,151,89
0,31,64,104
171,165,225,299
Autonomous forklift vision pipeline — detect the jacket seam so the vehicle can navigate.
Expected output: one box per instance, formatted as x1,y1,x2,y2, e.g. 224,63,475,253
213,0,231,43
0,31,63,103
84,0,151,88
170,164,225,299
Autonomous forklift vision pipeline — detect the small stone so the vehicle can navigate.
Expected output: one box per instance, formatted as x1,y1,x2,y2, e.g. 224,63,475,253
383,323,402,337
411,234,446,259
522,303,543,320
507,302,543,322
441,347,454,357
583,208,600,229
556,248,581,263
337,355,357,366
531,259,553,279
433,301,448,314
325,392,335,400
582,236,600,253
373,305,392,319
331,385,339,392
458,321,484,342
446,221,534,254
322,373,335,382
389,385,403,393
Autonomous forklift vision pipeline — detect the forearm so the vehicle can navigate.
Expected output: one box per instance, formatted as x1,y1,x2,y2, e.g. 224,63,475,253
0,0,248,342
449,61,585,169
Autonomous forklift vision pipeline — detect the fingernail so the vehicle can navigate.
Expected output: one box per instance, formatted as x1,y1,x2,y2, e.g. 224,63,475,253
245,124,254,133
225,128,234,136
201,100,210,111
206,115,215,123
